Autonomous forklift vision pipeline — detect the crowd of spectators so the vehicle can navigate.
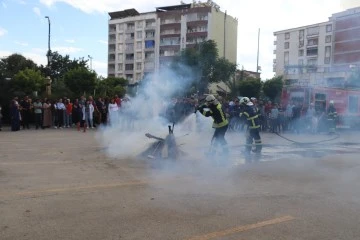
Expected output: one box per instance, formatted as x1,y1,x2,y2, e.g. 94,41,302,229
0,95,197,132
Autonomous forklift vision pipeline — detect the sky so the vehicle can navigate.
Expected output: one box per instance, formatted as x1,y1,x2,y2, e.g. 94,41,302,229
0,0,355,79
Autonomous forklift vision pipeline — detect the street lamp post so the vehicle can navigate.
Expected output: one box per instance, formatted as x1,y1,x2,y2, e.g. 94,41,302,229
45,16,52,96
88,55,93,70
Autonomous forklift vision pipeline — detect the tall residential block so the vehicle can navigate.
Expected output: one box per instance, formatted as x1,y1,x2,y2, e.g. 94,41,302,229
273,6,360,87
108,1,238,84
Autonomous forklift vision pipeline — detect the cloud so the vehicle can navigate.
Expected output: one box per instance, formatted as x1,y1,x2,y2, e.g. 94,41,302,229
98,40,108,45
0,27,7,37
52,46,83,54
2,1,7,8
93,60,107,77
65,39,75,43
15,41,29,47
33,7,42,17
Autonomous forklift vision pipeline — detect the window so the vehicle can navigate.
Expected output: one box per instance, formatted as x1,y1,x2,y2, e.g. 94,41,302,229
125,53,134,60
125,43,134,51
136,41,142,49
307,38,318,46
118,34,123,41
307,58,317,66
117,43,123,51
326,24,332,32
136,73,142,80
126,74,133,81
118,23,124,30
137,21,143,28
299,40,304,48
137,31,142,39
127,23,135,30
125,33,134,40
284,52,289,65
117,64,123,71
285,32,290,40
325,35,332,43
306,47,318,56
349,96,359,113
136,62,142,70
144,61,155,69
145,52,155,59
117,53,123,61
299,49,304,56
145,40,155,49
125,64,134,71
284,42,289,49
307,26,319,36
299,30,304,39
325,46,331,64
146,31,155,38
136,52,142,60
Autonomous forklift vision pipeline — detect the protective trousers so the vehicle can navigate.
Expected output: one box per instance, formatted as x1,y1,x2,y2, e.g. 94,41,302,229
246,128,262,153
211,124,229,154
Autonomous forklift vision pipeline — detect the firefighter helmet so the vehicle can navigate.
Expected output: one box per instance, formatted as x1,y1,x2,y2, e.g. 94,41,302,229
205,95,216,104
240,97,250,105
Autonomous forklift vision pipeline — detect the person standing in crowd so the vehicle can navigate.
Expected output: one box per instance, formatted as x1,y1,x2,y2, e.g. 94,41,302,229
82,100,94,129
10,100,21,131
56,99,66,129
51,100,58,128
72,99,83,131
20,96,31,129
270,104,279,133
0,105,2,131
43,99,52,128
96,97,107,126
108,98,119,126
292,102,302,134
33,98,43,130
65,99,73,128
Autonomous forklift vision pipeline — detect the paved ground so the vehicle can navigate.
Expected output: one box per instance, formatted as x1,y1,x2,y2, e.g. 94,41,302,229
1,127,360,240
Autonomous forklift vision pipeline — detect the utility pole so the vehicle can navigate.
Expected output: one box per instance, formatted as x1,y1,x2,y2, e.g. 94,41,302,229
256,28,260,73
88,55,93,70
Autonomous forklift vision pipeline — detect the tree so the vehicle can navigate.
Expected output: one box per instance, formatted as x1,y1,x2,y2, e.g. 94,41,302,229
39,51,88,81
238,77,262,99
0,54,38,79
263,76,283,102
10,68,46,97
63,67,97,96
171,40,236,94
96,77,128,97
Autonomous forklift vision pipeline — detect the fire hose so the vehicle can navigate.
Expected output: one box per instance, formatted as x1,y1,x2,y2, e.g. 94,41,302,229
274,132,340,145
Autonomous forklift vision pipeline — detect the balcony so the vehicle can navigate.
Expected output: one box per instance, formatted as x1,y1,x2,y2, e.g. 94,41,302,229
145,22,156,30
125,37,135,43
109,47,116,53
125,27,135,33
145,33,155,39
274,41,277,45
161,19,181,25
109,24,116,33
125,58,134,63
273,50,276,54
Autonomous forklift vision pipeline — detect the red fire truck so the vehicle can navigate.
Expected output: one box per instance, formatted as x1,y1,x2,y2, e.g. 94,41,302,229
281,85,360,128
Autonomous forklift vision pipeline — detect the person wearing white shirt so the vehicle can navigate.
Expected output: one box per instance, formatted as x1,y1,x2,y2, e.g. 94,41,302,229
82,100,94,129
56,99,66,128
108,98,119,126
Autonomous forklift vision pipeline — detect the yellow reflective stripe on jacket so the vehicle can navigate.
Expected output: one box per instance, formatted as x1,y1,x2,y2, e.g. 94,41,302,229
213,104,228,128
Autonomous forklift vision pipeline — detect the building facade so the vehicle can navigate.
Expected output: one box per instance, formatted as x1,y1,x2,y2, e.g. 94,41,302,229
273,7,360,87
108,1,238,84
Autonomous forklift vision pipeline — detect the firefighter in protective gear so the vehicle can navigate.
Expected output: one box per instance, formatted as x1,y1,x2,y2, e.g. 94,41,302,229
327,100,337,134
197,95,229,155
239,97,262,158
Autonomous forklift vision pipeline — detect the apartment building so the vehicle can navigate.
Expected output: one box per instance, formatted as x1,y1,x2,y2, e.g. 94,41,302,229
108,1,238,84
273,7,360,87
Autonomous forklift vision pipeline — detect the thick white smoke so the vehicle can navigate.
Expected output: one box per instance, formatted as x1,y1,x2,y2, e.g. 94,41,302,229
96,64,213,161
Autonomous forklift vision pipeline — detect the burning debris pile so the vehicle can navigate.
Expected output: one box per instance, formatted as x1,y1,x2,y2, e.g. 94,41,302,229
139,124,186,161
